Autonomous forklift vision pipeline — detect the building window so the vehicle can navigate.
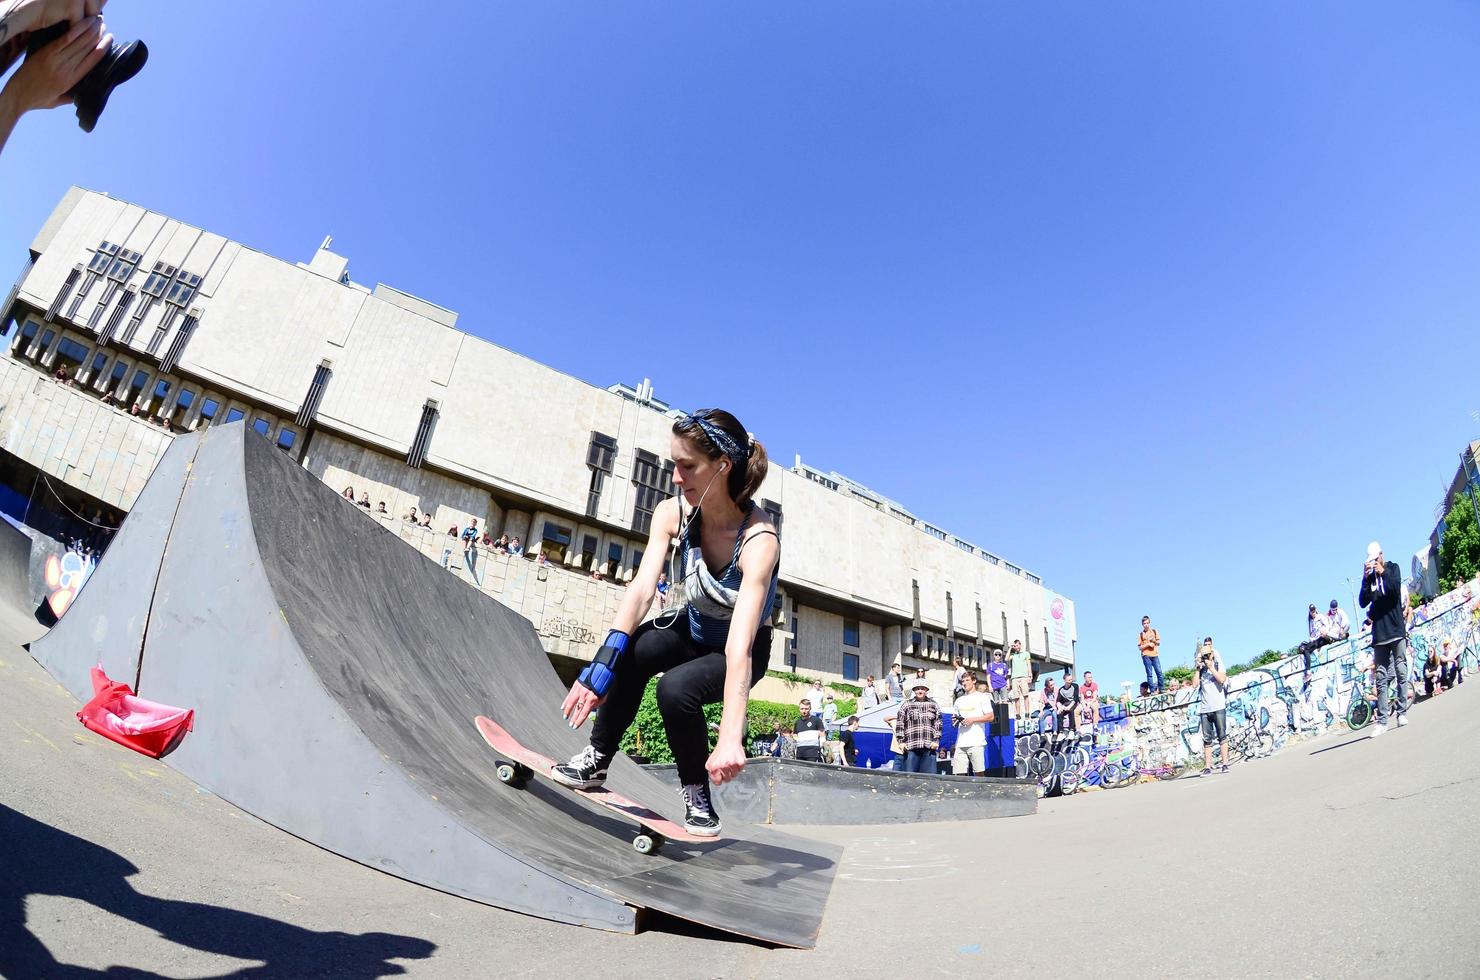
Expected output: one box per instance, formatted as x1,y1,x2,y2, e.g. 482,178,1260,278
141,261,176,298
586,431,616,518
125,368,149,402
106,248,142,283
199,398,220,425
54,337,90,375
947,639,955,657
911,629,922,654
946,591,954,634
225,407,245,424
789,615,798,650
540,522,572,563
86,242,118,275
164,271,201,307
843,618,859,648
15,320,38,351
760,498,783,539
786,650,797,670
631,449,674,536
87,350,109,377
843,653,860,682
630,548,643,573
406,398,439,469
606,542,624,574
251,417,271,438
104,359,128,393
276,428,297,452
36,328,56,355
580,534,598,569
153,379,172,401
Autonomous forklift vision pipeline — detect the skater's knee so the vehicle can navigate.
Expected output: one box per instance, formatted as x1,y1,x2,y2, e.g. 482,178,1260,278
655,673,699,717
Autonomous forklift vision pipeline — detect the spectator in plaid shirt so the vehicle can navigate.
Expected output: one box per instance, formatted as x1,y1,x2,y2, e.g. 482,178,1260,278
895,678,942,774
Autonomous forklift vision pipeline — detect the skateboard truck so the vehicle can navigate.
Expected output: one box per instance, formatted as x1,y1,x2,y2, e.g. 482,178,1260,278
491,755,667,855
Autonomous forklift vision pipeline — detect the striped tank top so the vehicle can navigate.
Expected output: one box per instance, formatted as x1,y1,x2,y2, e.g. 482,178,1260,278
680,503,779,648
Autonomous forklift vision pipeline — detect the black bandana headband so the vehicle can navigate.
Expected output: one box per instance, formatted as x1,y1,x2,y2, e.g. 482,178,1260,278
684,413,752,469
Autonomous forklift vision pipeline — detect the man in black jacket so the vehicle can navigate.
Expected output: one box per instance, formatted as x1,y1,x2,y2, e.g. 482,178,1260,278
1359,541,1411,735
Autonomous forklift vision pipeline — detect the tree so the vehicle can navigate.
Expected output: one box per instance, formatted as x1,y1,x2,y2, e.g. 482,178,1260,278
1164,663,1194,684
1438,492,1480,593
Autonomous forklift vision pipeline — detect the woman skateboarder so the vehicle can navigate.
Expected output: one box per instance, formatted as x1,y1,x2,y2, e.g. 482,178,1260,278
555,409,779,836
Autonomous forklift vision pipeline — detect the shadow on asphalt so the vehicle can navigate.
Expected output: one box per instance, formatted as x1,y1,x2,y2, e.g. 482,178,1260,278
643,908,776,949
1307,736,1373,757
0,803,436,979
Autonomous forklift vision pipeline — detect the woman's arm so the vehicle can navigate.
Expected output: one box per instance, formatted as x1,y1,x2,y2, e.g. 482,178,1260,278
559,497,680,727
607,496,680,634
705,530,778,784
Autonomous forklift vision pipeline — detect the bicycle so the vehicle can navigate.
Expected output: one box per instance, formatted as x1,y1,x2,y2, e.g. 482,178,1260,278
1346,685,1378,731
1225,724,1274,763
1100,751,1185,787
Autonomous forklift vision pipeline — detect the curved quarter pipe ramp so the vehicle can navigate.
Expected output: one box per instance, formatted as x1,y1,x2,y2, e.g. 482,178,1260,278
30,423,837,947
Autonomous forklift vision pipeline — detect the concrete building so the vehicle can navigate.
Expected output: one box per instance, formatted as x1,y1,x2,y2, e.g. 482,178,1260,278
0,187,1076,685
1418,439,1480,597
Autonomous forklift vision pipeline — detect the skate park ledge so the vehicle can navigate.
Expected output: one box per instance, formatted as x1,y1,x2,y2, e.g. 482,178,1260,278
644,757,1035,824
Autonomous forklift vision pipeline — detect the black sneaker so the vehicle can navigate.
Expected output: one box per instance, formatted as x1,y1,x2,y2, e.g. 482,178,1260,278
551,745,610,789
681,783,722,837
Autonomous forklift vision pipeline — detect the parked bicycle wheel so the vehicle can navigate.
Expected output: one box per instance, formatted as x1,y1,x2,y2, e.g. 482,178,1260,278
1154,764,1183,780
1060,765,1082,794
1015,758,1030,779
1028,748,1052,778
1347,698,1373,731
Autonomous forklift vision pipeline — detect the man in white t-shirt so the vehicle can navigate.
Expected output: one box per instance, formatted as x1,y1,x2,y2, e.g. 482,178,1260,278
950,671,994,777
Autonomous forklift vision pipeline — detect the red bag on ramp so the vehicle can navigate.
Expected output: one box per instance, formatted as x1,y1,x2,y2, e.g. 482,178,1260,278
77,666,194,759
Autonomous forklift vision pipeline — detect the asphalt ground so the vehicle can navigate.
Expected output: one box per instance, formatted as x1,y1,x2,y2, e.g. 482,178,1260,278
4,621,1478,979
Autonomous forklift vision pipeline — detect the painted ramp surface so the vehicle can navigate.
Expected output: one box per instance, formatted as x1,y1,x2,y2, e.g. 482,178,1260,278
30,424,838,948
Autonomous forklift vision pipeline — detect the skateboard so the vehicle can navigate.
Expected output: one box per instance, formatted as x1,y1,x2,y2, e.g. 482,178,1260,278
474,715,708,854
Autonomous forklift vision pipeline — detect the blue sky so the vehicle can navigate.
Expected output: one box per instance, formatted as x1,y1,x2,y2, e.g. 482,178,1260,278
4,2,1479,689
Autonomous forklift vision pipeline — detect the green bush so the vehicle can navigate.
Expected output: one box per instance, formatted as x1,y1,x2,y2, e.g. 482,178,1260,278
763,669,861,697
615,682,832,761
1163,664,1194,684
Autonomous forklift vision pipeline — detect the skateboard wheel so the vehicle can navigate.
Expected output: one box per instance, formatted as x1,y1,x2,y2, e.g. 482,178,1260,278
633,833,663,855
495,762,524,786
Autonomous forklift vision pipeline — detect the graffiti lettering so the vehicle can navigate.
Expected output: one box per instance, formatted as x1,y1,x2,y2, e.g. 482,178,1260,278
538,616,597,646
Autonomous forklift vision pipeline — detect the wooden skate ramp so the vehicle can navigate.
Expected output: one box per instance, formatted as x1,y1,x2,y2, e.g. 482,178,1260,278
30,423,837,948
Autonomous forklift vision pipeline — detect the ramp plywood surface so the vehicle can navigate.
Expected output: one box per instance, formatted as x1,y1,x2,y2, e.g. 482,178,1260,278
31,423,838,948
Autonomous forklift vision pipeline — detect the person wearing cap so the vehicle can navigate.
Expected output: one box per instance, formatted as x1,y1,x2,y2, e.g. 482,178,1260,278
1359,541,1412,736
894,678,942,774
1007,639,1031,728
1195,637,1230,774
793,697,826,762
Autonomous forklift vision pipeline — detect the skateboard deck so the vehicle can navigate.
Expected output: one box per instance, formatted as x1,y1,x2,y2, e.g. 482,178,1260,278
474,715,709,849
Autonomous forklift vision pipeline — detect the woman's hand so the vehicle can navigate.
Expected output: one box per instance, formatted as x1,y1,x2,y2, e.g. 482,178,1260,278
560,680,604,729
706,740,747,785
1,14,107,115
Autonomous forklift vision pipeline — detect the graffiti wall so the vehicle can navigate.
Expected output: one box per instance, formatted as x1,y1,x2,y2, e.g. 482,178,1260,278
1027,583,1479,776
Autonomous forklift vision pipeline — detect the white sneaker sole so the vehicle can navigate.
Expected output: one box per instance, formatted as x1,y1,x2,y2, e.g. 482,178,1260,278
684,822,722,837
549,768,607,790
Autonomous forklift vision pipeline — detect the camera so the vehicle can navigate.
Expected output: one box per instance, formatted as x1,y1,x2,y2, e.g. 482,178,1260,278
25,20,148,133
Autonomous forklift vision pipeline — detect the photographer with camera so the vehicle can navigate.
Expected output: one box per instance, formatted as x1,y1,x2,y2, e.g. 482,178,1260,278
0,0,146,154
1195,637,1230,775
1359,541,1411,735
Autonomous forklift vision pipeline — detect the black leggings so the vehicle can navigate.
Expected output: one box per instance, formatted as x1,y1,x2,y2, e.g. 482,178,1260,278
591,621,772,785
